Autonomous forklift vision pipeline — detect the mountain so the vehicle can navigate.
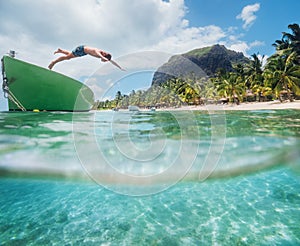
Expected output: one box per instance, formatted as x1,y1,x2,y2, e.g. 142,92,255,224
152,44,250,86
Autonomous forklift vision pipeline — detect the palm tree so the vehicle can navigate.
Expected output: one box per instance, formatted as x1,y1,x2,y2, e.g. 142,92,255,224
274,23,300,64
251,83,272,102
114,91,122,108
283,24,300,53
204,78,218,101
264,52,300,101
233,63,246,80
216,72,245,104
272,38,290,51
245,53,265,101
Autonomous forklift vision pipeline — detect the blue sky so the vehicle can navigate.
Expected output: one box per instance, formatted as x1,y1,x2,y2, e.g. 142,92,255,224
185,0,300,56
0,0,299,109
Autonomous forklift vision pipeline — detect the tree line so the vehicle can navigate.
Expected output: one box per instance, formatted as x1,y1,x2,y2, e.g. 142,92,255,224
95,23,300,110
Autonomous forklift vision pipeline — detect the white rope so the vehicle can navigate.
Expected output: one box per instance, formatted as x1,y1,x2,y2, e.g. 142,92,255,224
2,58,26,111
3,86,26,111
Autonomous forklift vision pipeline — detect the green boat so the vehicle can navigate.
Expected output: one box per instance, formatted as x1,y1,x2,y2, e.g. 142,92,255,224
1,54,94,111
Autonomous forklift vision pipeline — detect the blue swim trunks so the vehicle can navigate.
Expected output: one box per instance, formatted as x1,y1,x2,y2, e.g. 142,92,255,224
72,45,87,57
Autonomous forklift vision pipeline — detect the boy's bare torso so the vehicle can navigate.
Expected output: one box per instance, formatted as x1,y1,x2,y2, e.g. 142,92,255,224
84,46,107,58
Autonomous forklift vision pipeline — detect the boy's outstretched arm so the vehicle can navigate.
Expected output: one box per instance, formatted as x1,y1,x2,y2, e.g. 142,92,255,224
110,60,126,71
94,50,109,62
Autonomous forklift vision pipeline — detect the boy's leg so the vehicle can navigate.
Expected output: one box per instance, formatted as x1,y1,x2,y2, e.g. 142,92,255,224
48,53,76,69
54,48,71,55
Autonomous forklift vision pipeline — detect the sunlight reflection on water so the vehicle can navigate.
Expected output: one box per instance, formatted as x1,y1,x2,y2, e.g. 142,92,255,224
0,110,298,192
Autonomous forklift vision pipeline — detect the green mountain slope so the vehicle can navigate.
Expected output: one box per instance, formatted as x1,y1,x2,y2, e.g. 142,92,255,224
152,44,250,86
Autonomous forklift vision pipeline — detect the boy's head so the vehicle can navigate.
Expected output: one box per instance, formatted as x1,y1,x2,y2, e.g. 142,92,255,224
100,51,112,62
104,53,112,61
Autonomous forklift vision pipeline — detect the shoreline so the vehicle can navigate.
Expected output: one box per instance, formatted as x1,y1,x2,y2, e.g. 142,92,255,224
155,100,300,111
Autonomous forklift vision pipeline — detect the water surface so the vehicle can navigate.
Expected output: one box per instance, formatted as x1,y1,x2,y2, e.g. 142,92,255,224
0,109,299,244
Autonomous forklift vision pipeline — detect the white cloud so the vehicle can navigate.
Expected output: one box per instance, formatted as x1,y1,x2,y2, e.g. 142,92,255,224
152,25,226,53
228,42,250,55
85,51,172,99
0,0,192,78
237,3,260,30
0,0,263,84
228,40,264,56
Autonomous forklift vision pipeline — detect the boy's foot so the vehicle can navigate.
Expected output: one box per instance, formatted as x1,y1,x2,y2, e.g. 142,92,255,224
48,62,54,70
54,48,63,54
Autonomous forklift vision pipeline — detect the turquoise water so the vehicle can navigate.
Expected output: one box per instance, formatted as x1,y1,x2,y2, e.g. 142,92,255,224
0,109,300,245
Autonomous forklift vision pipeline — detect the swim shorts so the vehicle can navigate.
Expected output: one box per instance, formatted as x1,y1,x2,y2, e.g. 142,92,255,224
72,45,87,57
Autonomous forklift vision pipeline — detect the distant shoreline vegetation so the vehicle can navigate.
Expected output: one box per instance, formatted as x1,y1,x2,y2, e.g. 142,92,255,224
95,23,300,110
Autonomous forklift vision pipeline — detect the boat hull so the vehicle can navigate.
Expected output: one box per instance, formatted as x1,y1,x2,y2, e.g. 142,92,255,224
2,56,94,111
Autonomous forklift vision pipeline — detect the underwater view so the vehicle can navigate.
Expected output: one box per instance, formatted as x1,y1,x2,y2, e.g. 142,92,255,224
0,109,300,245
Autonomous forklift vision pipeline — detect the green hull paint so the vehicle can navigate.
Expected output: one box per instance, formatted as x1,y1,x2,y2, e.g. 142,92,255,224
2,56,94,111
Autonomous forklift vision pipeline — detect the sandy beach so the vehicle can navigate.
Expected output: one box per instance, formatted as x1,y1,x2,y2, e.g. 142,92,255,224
155,100,300,111
221,100,300,110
